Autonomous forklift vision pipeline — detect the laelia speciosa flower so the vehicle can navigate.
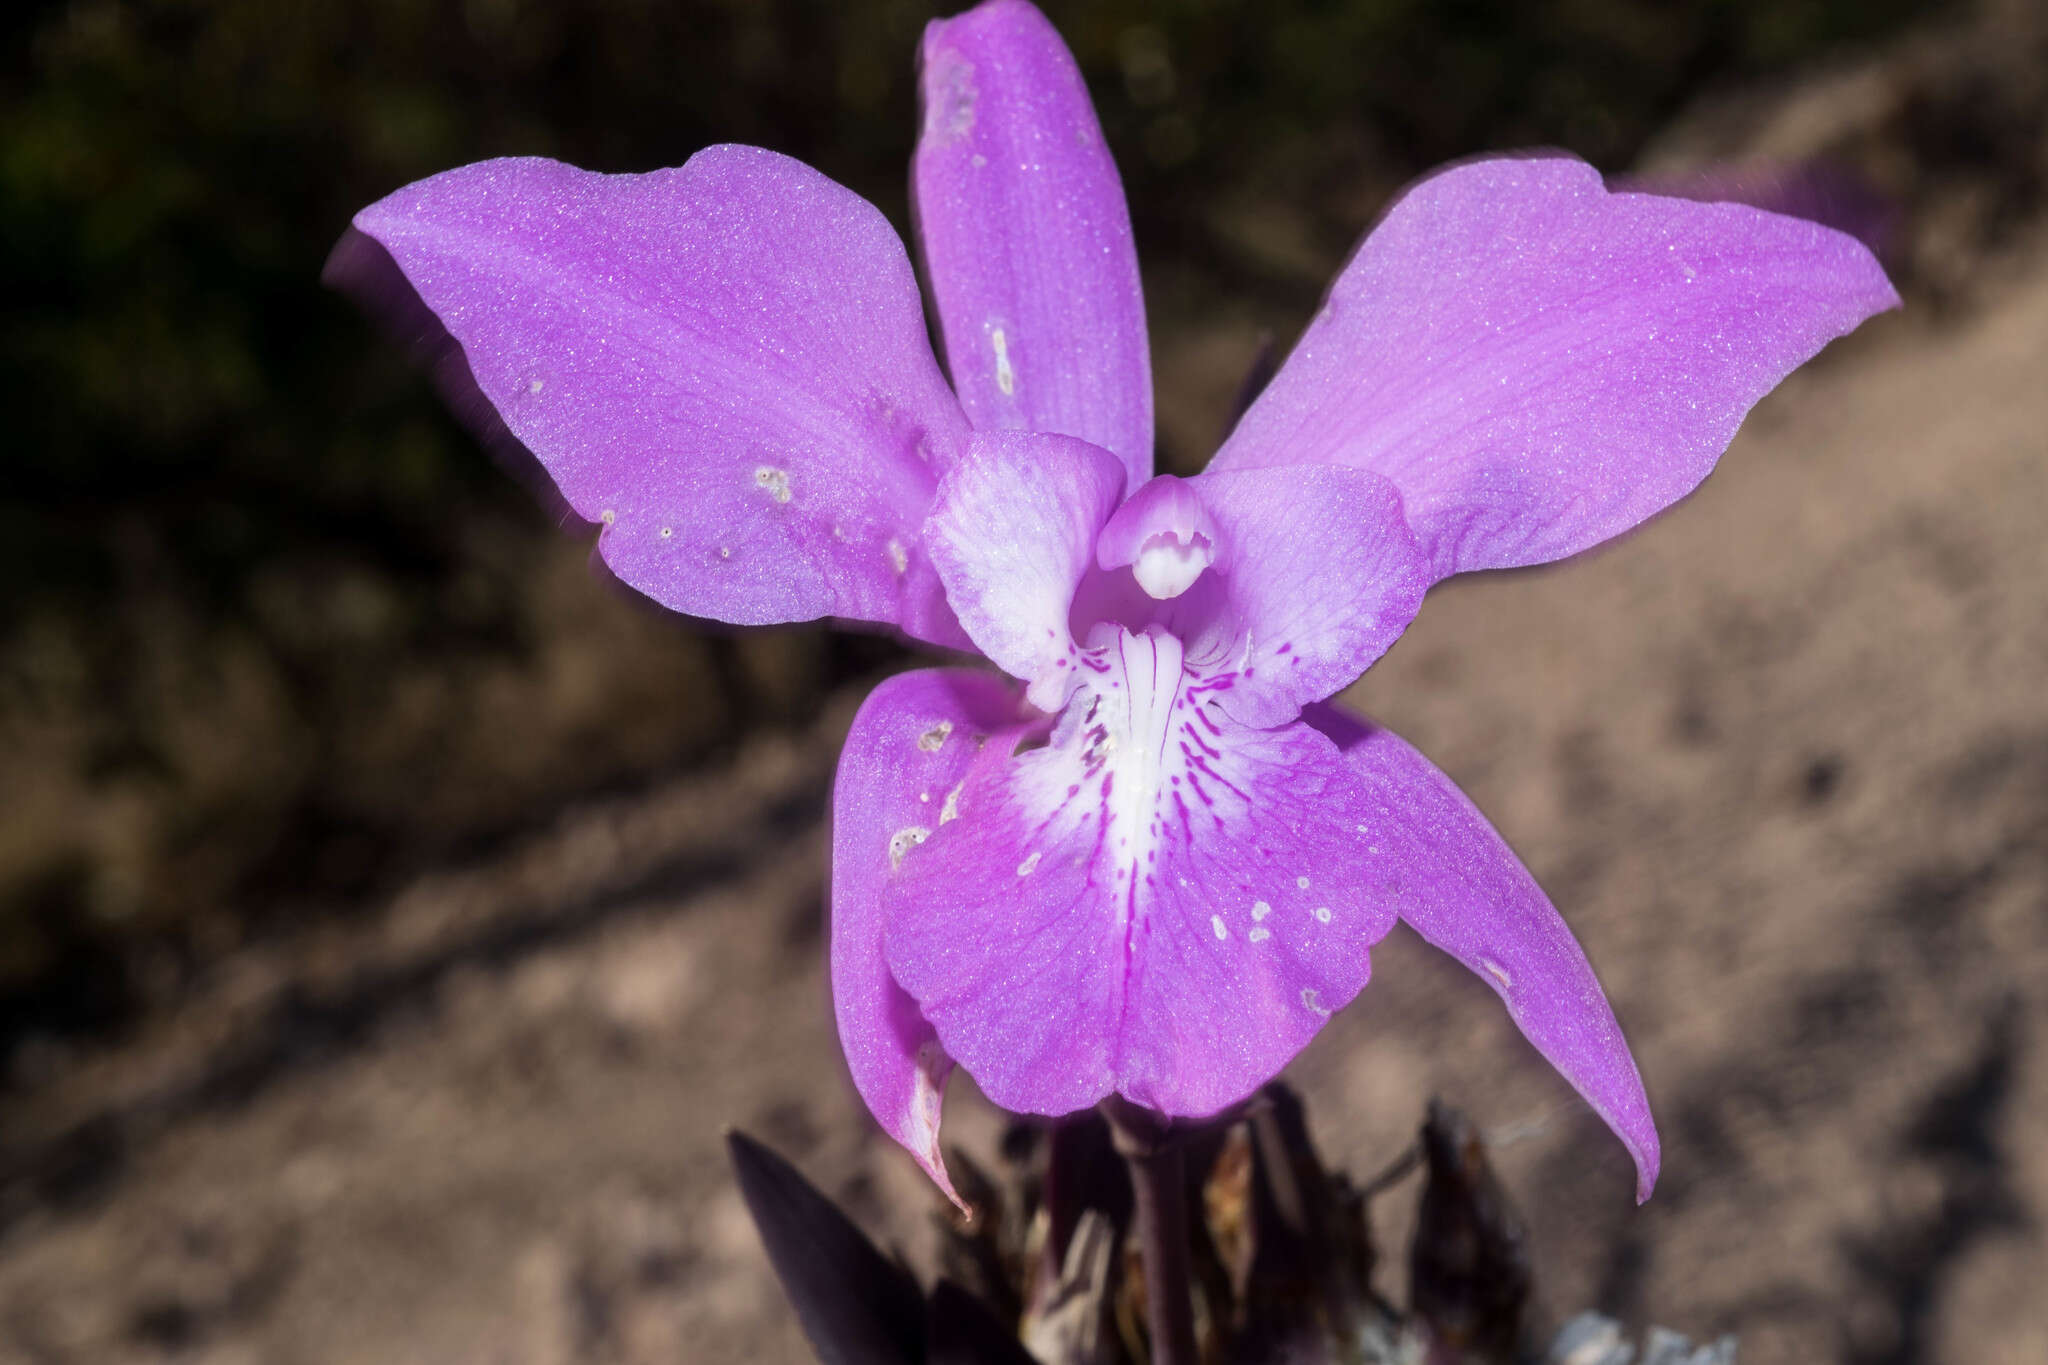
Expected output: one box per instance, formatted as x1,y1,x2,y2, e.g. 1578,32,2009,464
333,0,1895,1208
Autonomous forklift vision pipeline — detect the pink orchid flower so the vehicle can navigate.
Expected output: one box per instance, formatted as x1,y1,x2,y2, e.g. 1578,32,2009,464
337,0,1895,1208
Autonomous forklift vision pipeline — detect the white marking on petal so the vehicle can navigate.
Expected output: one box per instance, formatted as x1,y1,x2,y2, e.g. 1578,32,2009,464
658,526,673,539
718,546,732,559
887,539,909,575
1131,531,1213,600
991,327,1015,397
1248,926,1270,944
1482,958,1513,990
1296,875,1310,890
926,52,977,139
1211,914,1228,941
917,721,953,752
906,1040,946,1159
1301,987,1329,1015
1251,900,1272,922
599,508,615,525
528,378,544,394
1314,906,1332,924
1016,851,1041,877
1092,630,1185,886
939,783,963,825
754,466,792,503
889,826,930,870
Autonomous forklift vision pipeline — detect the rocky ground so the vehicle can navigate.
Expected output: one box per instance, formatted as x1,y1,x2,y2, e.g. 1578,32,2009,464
3,4,2045,1363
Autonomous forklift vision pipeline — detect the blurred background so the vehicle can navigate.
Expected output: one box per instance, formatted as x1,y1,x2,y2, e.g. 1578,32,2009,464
2,0,2044,1361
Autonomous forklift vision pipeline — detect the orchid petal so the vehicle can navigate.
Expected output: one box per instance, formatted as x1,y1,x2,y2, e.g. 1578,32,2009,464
914,0,1153,486
1614,161,1895,257
1212,156,1899,581
924,430,1127,711
1095,475,1222,593
830,668,1032,1206
350,147,972,646
1075,468,1427,728
884,628,1403,1120
1167,465,1427,728
1305,703,1660,1202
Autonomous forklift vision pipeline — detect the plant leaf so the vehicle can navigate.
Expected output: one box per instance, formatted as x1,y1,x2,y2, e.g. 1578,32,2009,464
727,1130,926,1365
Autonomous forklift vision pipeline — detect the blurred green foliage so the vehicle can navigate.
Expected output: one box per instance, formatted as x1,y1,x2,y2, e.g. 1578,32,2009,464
0,0,1935,1036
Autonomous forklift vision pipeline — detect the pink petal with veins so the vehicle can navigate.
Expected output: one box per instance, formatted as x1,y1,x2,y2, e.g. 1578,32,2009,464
923,431,1126,712
350,148,973,646
1307,702,1660,1202
1213,155,1898,582
914,0,1153,486
883,629,1405,1119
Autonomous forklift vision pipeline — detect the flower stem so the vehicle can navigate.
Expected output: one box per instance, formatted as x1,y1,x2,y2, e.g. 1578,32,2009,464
1101,1096,1199,1365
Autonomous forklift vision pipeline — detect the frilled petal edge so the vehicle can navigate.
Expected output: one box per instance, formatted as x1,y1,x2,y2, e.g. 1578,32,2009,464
1306,702,1660,1202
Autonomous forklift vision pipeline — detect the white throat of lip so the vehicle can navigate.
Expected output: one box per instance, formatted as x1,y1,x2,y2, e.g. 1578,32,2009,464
1102,628,1187,889
1131,530,1214,600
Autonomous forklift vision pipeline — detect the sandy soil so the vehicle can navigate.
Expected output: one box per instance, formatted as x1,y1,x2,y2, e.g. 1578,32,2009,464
3,10,2045,1365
